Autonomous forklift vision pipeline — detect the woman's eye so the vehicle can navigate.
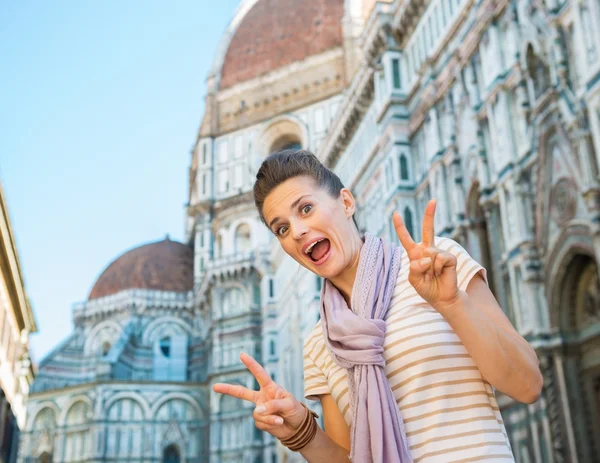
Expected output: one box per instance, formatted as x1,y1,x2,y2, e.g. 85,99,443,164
301,204,312,214
277,226,288,236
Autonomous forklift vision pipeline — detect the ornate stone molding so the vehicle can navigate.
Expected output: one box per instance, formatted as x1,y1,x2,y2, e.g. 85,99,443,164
407,0,510,134
319,6,395,168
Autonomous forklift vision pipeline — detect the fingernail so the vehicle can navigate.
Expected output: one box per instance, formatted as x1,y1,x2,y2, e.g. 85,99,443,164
275,417,284,425
255,405,266,414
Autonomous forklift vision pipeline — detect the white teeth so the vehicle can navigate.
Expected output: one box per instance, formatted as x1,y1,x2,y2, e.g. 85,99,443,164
305,239,324,255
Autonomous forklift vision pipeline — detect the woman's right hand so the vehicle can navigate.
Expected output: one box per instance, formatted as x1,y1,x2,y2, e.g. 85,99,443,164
212,352,307,440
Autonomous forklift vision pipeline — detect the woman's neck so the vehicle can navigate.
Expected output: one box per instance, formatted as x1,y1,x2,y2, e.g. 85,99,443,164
329,233,364,307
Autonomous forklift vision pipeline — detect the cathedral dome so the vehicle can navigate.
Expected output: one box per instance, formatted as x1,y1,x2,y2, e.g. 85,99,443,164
88,237,194,300
219,0,344,90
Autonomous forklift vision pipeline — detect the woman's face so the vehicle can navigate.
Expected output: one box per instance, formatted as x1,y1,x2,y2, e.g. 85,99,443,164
262,175,360,280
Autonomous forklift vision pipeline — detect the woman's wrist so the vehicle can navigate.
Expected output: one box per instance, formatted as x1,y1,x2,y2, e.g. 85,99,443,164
280,403,319,451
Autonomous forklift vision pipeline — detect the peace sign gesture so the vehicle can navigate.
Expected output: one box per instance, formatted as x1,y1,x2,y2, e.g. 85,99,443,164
392,199,460,311
212,353,306,440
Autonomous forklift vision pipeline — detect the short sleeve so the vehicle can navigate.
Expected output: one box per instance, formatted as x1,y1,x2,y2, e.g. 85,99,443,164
435,237,488,291
303,325,330,401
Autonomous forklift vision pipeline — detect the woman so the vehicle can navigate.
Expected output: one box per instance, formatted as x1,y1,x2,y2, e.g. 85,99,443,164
213,150,542,462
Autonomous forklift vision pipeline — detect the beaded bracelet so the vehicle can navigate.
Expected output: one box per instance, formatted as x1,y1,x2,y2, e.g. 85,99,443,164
280,403,320,452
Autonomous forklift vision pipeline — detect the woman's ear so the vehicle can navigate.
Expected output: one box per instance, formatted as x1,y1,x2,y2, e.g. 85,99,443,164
340,188,356,218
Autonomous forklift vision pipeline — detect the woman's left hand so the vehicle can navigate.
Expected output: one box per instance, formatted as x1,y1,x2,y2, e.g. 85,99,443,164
393,199,460,312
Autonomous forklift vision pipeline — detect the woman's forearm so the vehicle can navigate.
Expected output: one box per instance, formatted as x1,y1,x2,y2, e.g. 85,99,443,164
440,289,543,403
299,427,350,462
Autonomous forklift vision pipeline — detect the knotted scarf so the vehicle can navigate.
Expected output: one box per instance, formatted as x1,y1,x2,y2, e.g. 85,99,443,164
319,233,413,462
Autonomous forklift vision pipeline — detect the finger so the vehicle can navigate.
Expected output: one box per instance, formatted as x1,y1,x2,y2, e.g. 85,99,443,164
255,398,296,416
393,212,417,251
240,352,273,388
212,383,258,404
410,257,432,277
421,199,437,247
432,252,456,276
253,409,284,426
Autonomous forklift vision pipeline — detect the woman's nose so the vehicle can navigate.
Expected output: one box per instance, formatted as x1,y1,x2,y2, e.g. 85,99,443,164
291,221,309,240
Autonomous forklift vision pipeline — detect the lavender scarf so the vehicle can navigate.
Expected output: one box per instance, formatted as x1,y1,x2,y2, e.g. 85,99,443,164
319,233,413,462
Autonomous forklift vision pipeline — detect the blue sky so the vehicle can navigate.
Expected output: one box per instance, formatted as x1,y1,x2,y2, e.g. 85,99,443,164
0,1,240,362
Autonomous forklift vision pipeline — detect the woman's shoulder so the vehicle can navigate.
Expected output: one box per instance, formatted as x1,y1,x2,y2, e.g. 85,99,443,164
303,320,324,351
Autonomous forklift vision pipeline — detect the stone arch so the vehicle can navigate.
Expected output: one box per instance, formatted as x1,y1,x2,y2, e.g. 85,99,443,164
103,392,150,420
257,115,309,157
58,395,94,426
151,393,204,420
27,402,60,431
84,320,122,356
62,399,92,462
143,317,193,345
104,394,148,459
545,225,600,459
546,227,597,331
545,226,594,325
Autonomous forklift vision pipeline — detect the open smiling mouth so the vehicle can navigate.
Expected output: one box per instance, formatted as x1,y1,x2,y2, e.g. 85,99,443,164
305,239,331,265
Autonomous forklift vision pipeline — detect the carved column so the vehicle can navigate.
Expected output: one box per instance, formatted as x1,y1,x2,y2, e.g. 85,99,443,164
540,355,567,463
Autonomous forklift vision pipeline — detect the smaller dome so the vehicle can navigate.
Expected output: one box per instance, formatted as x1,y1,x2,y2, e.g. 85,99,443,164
88,237,193,300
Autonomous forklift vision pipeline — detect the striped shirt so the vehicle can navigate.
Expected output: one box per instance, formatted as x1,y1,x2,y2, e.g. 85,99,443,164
304,237,514,463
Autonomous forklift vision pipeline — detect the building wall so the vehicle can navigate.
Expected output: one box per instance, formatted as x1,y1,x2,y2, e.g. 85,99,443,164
0,182,38,462
189,0,600,461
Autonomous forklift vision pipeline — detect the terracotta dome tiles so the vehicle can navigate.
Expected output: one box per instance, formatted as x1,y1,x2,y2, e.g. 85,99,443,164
88,237,194,300
219,0,344,90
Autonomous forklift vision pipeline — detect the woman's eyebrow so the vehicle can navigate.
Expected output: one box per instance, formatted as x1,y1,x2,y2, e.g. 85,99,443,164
268,195,310,229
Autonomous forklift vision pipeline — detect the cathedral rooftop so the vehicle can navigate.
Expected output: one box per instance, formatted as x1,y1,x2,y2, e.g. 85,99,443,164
219,0,344,90
88,236,194,300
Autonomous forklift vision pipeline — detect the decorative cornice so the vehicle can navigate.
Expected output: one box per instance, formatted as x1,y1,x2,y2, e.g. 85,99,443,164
72,289,194,326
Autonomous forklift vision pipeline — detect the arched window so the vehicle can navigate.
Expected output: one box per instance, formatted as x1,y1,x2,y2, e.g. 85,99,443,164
106,399,144,458
270,135,301,153
235,223,252,254
404,207,414,239
163,444,180,463
399,154,409,180
64,401,91,462
269,339,276,356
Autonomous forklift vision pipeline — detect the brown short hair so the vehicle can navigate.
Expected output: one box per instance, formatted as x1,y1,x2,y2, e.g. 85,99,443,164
253,149,346,225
